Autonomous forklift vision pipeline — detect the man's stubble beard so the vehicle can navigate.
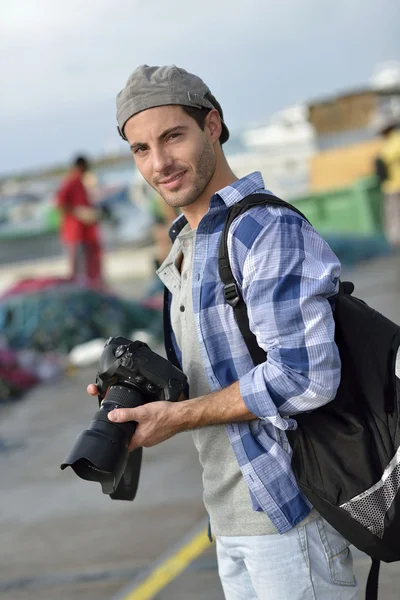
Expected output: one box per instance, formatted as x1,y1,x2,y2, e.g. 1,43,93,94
155,139,217,209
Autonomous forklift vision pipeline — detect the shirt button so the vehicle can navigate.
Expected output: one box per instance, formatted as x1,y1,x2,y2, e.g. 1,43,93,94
180,305,185,312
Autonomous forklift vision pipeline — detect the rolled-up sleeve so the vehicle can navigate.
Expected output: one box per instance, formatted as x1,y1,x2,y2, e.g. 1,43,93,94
230,208,341,426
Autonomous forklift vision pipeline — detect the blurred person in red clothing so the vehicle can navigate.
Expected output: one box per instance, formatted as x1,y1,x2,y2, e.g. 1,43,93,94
56,156,103,287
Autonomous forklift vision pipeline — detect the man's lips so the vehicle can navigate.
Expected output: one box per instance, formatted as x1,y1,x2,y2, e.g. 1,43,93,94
158,171,186,186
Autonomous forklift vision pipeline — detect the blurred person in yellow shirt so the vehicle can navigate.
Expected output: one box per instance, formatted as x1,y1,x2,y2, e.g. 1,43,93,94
377,121,400,247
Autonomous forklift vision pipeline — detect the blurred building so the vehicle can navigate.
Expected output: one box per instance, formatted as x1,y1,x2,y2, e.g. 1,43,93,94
308,63,400,191
228,105,316,199
226,63,400,198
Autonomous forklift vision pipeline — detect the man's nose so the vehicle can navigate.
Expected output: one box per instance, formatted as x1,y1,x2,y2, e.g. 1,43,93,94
153,147,173,173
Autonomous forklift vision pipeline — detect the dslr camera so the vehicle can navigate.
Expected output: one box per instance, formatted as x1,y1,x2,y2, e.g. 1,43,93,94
61,337,187,500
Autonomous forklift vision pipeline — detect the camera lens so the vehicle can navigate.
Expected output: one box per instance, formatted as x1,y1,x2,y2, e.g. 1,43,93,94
61,336,187,502
60,384,144,495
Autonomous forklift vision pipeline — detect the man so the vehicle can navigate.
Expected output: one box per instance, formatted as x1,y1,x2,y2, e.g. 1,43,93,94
376,120,400,248
88,65,358,599
56,155,103,287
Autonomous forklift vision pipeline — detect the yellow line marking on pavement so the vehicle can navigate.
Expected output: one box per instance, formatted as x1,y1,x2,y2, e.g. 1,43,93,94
121,527,212,600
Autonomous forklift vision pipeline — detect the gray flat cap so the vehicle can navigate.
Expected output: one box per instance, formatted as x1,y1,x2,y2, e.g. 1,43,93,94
116,65,229,144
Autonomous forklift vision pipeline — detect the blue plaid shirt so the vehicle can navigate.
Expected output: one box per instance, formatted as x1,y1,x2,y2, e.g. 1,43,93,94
163,172,341,533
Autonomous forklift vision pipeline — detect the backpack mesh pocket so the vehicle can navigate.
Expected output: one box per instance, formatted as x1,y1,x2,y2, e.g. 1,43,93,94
340,446,400,539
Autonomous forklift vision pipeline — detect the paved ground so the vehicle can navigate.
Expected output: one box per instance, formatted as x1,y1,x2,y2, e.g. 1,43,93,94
1,253,400,599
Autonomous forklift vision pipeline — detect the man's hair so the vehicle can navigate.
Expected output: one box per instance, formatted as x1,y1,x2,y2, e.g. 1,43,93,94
181,105,222,144
74,155,90,171
182,105,210,130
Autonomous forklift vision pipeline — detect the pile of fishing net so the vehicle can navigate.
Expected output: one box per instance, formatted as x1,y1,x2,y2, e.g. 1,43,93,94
0,277,162,354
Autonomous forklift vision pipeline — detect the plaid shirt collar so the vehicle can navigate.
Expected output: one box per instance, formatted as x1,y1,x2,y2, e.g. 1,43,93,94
169,171,266,242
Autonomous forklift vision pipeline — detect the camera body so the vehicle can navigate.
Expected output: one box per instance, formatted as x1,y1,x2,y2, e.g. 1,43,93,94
96,336,186,404
61,337,187,500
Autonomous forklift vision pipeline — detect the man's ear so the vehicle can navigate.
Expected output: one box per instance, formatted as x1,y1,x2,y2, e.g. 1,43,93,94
205,109,222,144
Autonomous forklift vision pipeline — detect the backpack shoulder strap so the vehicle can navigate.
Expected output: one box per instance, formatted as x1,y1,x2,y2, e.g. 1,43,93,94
366,558,380,600
218,193,310,366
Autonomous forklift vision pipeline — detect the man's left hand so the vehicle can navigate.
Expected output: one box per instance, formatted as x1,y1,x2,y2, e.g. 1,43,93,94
107,401,181,451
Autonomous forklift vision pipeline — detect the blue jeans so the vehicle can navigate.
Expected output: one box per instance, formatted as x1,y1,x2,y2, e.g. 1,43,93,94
216,517,359,599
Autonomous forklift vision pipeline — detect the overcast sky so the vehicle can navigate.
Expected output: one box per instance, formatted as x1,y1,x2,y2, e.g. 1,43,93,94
1,0,399,175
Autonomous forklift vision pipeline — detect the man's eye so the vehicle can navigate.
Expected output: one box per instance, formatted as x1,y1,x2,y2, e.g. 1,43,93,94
133,147,146,155
167,133,181,141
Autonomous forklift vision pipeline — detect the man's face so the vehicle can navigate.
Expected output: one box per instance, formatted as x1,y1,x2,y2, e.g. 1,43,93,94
124,105,217,208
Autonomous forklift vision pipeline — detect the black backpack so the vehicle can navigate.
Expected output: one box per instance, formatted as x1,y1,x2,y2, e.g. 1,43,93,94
218,193,400,600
